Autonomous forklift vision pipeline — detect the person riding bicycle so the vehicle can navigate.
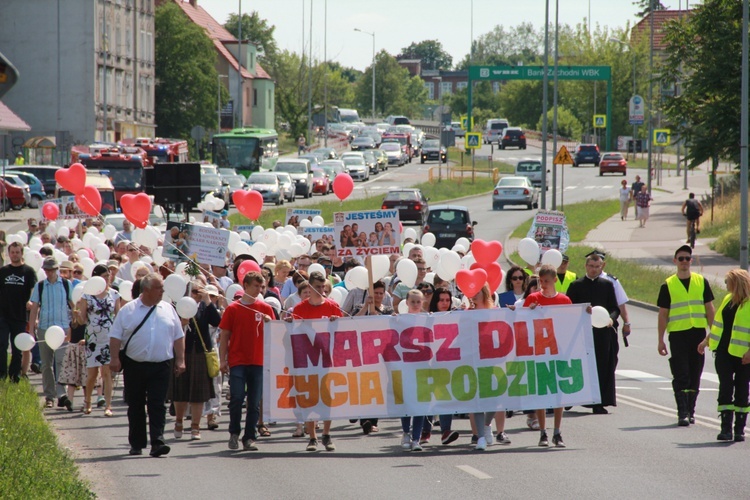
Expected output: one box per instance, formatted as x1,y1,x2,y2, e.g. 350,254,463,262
681,192,704,241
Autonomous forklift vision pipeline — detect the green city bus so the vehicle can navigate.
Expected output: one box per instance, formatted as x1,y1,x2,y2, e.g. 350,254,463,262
211,128,279,175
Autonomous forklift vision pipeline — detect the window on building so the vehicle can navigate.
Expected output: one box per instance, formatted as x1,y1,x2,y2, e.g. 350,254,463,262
125,27,131,57
268,89,272,109
440,81,453,97
253,88,258,107
456,81,468,90
146,33,153,63
245,87,250,108
424,82,434,100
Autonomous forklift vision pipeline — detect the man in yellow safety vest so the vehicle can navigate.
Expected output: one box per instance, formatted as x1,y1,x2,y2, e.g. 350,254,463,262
555,254,576,294
657,244,715,426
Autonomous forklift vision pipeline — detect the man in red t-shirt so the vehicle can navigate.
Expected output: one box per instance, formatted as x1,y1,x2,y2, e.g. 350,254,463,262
522,264,571,448
219,271,274,452
288,271,341,452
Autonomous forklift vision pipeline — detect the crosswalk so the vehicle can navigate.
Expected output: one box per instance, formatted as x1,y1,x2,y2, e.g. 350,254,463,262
616,369,719,391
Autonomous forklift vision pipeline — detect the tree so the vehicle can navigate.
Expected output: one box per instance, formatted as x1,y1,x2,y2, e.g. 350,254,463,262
224,11,279,63
355,51,427,118
633,0,667,18
155,3,223,138
272,50,310,139
398,40,453,70
455,23,543,70
537,106,584,141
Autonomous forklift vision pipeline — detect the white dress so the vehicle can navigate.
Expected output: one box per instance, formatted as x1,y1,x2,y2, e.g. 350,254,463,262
84,289,119,368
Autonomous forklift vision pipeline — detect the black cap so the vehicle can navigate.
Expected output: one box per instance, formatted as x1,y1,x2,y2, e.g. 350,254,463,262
585,250,606,259
674,244,693,257
92,264,109,277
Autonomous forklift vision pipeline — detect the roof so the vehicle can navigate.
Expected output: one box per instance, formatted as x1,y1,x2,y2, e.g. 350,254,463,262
0,100,30,132
173,1,270,80
429,204,469,211
631,10,692,51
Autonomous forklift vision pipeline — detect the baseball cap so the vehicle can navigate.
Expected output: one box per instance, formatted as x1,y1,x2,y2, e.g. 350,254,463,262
107,259,120,269
233,290,245,300
205,285,220,296
674,244,693,257
92,264,109,277
42,257,59,270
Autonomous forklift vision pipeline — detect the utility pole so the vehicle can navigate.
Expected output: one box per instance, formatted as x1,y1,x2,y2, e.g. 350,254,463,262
541,0,550,209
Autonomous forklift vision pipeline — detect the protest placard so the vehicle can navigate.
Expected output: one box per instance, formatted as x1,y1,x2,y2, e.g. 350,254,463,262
264,305,599,421
300,226,335,254
286,208,321,228
202,210,223,229
163,221,230,266
526,209,570,253
40,196,87,220
333,210,401,258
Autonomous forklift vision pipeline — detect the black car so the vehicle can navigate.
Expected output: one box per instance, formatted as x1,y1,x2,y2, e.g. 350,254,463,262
420,139,447,164
423,205,477,249
381,189,429,225
573,144,601,167
350,136,376,151
499,127,526,150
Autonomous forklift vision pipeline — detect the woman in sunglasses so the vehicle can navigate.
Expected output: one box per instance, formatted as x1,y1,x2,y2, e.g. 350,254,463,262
497,265,528,308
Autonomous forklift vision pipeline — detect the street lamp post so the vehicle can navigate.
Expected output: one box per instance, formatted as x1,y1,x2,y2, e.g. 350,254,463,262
610,38,638,161
217,74,229,131
354,28,376,119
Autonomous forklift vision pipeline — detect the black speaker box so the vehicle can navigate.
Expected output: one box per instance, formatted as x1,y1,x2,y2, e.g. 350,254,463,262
144,163,202,207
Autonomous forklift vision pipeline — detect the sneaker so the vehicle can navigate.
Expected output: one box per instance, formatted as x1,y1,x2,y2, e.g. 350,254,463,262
441,430,459,445
322,434,336,451
496,432,511,445
527,416,540,430
420,430,431,444
96,396,106,408
539,431,549,447
470,434,478,446
306,438,318,451
483,425,494,446
475,436,487,451
362,420,373,435
243,439,258,451
401,433,412,450
552,433,566,448
58,396,72,412
44,398,54,409
30,363,41,375
149,444,171,457
411,440,423,452
228,433,239,450
207,414,219,430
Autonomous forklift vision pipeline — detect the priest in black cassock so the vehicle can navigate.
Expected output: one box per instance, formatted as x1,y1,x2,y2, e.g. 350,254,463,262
566,251,621,414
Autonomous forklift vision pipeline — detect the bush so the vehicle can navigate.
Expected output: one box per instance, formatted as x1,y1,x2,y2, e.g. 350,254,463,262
712,225,741,261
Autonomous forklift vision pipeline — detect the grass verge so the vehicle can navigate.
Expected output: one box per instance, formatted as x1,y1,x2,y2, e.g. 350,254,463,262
228,176,497,228
510,199,620,242
703,190,745,260
447,147,514,174
0,380,95,499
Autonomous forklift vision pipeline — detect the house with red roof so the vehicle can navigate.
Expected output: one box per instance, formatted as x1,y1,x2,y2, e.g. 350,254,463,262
168,0,275,130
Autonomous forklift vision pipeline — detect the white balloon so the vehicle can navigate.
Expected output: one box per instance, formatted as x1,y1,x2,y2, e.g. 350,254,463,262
45,326,65,350
456,237,471,251
436,251,461,281
423,246,440,270
76,249,90,261
451,244,468,254
83,276,107,295
14,332,36,351
140,255,153,265
6,234,23,246
284,225,297,234
57,225,70,239
45,221,57,235
103,224,117,240
424,272,435,285
25,251,42,271
82,232,100,249
175,262,189,277
289,243,305,258
70,237,83,251
265,296,282,312
338,287,349,304
234,241,251,256
248,242,267,262
189,216,196,223
54,250,68,266
65,218,80,229
81,257,95,278
36,268,46,282
29,236,43,247
421,232,436,247
541,249,563,269
133,227,158,250
164,273,187,302
228,231,241,251
396,259,418,288
308,263,325,277
196,201,207,212
94,243,110,262
398,300,409,314
263,228,278,246
371,255,390,281
119,280,134,301
226,283,243,301
344,266,369,290
15,229,27,241
211,198,225,211
403,227,417,242
591,306,612,328
460,253,476,270
239,231,251,241
152,247,166,266
86,226,100,238
176,296,199,319
204,193,216,203
297,236,311,253
275,248,292,261
299,218,312,228
312,215,325,226
402,242,415,257
329,287,344,306
518,238,541,266
277,233,292,249
251,226,265,242
71,282,85,304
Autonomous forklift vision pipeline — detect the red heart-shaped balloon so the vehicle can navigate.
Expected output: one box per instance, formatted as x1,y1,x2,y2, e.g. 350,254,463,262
472,262,503,292
120,193,152,228
232,190,264,221
455,268,488,297
75,185,102,217
471,239,503,265
55,163,87,196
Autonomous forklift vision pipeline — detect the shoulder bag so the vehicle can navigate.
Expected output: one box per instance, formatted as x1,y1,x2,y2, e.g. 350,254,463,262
193,318,220,378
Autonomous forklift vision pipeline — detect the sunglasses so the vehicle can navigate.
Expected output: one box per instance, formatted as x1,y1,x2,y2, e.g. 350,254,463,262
511,275,526,281
73,270,83,275
677,256,692,262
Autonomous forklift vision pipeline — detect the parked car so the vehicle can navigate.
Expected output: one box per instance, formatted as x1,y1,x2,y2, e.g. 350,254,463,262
0,178,27,210
515,159,545,187
423,205,477,250
273,159,313,198
381,189,429,225
1,175,31,207
499,127,526,149
200,174,230,206
342,156,369,181
245,172,284,205
599,152,627,176
484,118,509,144
6,171,45,207
450,121,466,138
492,176,540,210
311,168,331,195
380,142,406,167
6,164,59,195
362,150,379,175
420,139,447,164
274,172,296,202
573,144,601,167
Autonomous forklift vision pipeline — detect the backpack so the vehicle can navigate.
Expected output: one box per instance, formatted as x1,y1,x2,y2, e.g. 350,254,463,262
37,279,72,310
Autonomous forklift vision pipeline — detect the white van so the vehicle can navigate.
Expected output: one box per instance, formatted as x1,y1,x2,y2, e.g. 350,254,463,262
515,159,546,187
484,119,509,144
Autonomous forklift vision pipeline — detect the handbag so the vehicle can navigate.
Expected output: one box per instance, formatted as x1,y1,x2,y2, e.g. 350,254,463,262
120,305,156,369
193,318,220,379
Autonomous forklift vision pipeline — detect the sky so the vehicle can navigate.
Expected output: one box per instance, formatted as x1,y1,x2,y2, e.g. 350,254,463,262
197,0,693,71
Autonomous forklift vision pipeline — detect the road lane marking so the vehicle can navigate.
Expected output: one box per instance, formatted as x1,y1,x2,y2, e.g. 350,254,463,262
701,372,719,384
616,370,671,383
615,386,642,390
456,465,492,479
617,393,720,429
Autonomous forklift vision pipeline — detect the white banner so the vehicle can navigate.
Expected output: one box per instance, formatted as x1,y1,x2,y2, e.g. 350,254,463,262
263,305,600,422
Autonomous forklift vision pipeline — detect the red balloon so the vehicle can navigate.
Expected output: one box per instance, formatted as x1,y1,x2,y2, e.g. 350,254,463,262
472,262,503,292
471,239,503,265
455,268,488,297
332,173,354,201
75,185,102,217
120,193,152,229
236,259,262,285
55,163,87,196
232,190,264,220
41,202,59,220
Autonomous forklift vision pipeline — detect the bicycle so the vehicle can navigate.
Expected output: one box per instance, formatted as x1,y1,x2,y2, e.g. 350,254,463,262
686,216,698,249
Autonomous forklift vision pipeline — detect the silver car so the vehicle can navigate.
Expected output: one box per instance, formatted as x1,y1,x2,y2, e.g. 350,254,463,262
492,176,539,210
245,173,284,205
343,157,368,181
274,172,296,202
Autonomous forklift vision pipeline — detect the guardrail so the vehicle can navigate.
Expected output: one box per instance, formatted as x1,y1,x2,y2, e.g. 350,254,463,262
428,165,499,184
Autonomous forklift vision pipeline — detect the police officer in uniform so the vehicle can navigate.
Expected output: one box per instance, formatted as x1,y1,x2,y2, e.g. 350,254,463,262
554,254,576,294
657,245,715,426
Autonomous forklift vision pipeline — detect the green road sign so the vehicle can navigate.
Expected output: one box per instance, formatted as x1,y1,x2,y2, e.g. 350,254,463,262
593,114,606,128
653,129,671,146
469,65,611,81
465,133,481,149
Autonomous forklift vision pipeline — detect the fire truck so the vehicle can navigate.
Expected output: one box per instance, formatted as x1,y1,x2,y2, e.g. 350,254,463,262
76,147,147,202
120,137,189,166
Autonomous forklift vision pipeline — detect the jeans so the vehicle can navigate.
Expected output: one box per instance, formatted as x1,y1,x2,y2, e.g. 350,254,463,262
228,365,263,442
401,416,425,442
0,317,27,382
123,359,170,450
39,337,67,400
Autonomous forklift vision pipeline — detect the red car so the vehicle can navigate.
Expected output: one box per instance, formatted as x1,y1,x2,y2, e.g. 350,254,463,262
311,168,331,195
0,179,27,210
599,152,627,176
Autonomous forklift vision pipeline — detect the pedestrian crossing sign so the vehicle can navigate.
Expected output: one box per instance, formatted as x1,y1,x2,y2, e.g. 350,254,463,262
554,145,574,165
465,133,481,149
653,128,671,146
593,114,606,128
460,115,474,130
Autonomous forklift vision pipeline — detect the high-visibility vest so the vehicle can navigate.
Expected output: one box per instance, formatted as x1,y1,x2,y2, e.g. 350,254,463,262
666,273,707,332
555,271,576,293
708,294,750,358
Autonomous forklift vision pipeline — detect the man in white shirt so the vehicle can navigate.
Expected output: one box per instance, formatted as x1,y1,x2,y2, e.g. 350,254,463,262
110,273,185,457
